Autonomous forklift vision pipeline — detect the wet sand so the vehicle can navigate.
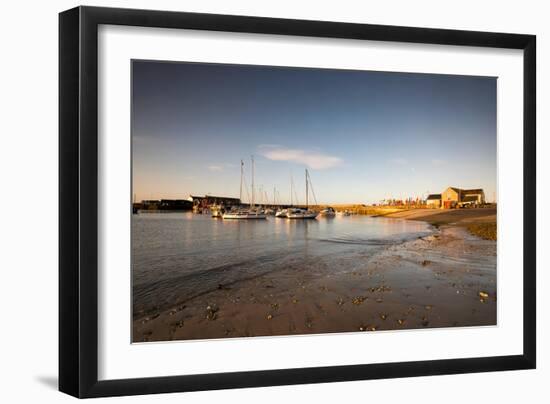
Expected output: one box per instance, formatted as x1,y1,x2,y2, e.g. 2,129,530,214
384,207,496,226
133,215,496,342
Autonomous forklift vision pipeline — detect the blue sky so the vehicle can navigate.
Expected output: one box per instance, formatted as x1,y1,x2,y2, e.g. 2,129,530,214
132,61,496,204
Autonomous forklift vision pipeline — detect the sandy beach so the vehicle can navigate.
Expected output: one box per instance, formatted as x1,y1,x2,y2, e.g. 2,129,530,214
133,208,496,342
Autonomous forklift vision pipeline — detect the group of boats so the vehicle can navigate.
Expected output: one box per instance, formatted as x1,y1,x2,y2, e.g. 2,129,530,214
215,205,348,220
212,157,347,220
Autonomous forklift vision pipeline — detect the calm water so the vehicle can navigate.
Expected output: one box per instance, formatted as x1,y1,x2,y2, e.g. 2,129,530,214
132,212,433,315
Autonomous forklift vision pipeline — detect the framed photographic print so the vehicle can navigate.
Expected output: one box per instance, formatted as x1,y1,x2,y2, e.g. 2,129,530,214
59,6,536,398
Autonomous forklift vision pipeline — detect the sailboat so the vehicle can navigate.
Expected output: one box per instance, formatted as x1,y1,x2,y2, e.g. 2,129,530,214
286,169,318,219
223,156,266,220
275,175,293,218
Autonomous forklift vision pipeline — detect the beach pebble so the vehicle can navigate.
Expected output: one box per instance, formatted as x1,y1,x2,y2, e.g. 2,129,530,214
206,304,219,321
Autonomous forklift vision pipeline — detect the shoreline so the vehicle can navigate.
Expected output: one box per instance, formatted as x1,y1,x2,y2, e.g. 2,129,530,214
133,210,496,342
383,207,497,240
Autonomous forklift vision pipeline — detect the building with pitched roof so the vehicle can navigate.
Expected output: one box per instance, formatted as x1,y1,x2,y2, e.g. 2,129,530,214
441,187,485,209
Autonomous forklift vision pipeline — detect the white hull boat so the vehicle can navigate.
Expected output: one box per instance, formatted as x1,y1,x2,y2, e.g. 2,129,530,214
222,211,266,219
319,207,336,217
284,170,319,219
221,157,266,220
211,204,224,218
286,208,318,219
275,209,288,218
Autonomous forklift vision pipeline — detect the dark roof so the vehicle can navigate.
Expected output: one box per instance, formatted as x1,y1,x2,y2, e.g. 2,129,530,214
462,195,479,202
462,189,484,195
448,187,462,193
190,195,240,201
206,195,240,201
427,194,441,200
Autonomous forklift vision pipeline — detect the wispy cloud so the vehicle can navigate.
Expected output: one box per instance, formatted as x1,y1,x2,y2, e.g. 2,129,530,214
258,145,343,170
208,165,224,172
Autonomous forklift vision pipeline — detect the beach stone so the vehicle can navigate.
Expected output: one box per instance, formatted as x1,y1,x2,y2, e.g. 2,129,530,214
206,304,219,320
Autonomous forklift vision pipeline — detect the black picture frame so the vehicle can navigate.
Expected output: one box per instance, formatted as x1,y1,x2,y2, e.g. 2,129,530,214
59,6,536,398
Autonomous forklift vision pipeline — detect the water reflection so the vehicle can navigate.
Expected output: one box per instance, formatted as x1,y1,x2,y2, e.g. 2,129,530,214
132,212,432,314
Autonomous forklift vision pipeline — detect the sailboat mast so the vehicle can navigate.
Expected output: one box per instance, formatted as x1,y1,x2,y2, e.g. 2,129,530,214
305,169,309,209
290,174,293,206
251,155,255,208
239,159,244,204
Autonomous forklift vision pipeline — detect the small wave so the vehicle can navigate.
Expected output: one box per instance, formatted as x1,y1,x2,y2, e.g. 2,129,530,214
318,232,432,246
133,251,291,315
318,236,394,246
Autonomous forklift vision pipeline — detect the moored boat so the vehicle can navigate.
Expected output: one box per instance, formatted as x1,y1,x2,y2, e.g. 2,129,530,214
222,209,266,219
319,207,336,217
285,169,319,219
210,204,224,218
275,208,288,218
287,208,318,219
222,156,266,220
